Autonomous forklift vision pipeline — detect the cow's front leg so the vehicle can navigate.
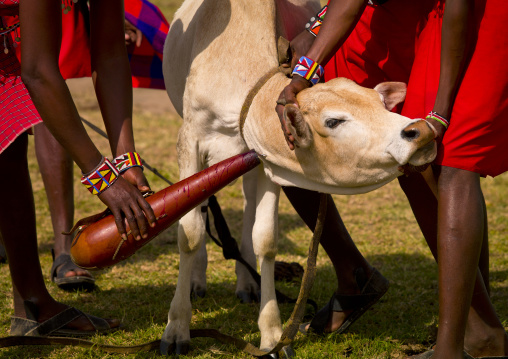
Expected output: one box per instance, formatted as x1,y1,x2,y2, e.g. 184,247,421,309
236,169,260,303
161,207,206,355
253,170,283,351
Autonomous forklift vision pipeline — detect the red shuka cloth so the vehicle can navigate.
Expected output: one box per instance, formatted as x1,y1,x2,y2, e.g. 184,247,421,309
402,0,508,177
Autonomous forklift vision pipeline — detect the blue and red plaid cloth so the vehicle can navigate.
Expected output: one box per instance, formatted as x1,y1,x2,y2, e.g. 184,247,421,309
125,0,170,90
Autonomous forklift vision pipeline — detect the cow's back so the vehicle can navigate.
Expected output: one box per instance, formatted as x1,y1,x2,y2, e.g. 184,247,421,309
164,0,279,120
163,0,320,120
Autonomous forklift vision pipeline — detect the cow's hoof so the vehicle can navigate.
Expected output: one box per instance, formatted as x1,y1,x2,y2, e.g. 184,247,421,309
281,345,295,358
236,290,260,304
175,341,190,355
191,288,206,300
261,353,278,359
159,340,189,356
159,339,175,355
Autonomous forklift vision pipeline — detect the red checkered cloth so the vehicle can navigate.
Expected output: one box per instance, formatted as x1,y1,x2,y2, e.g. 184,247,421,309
1,2,42,155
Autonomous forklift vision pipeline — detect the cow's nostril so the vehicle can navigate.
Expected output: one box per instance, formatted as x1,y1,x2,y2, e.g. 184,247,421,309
401,128,420,141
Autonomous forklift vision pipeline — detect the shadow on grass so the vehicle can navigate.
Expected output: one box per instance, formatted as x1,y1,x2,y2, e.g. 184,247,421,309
2,250,507,358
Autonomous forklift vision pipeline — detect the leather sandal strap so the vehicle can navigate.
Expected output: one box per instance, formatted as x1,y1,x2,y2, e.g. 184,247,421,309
331,292,381,312
50,254,72,279
27,307,82,337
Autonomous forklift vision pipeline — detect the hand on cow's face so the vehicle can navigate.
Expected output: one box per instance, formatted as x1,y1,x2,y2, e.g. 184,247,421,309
275,76,311,150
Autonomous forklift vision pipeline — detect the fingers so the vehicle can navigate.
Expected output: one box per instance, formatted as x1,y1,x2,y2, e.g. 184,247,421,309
99,177,155,240
139,196,156,228
136,29,142,47
112,209,128,241
275,101,295,150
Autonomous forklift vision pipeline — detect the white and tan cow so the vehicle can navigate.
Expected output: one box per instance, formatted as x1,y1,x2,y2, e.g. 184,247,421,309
161,0,436,355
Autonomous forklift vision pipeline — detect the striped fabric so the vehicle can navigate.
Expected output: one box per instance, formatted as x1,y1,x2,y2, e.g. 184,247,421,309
0,3,42,155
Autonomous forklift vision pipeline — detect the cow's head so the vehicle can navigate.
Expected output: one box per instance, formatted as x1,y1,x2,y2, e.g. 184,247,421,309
245,77,436,194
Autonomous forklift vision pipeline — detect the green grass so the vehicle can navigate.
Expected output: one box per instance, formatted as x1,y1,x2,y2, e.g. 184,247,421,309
0,1,506,358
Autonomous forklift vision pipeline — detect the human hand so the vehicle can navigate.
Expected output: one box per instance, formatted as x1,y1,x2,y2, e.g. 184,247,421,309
121,166,151,193
275,76,311,150
125,20,142,47
98,176,156,241
289,30,316,69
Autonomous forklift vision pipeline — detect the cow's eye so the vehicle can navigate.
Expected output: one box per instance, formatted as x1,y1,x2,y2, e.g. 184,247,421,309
325,118,346,129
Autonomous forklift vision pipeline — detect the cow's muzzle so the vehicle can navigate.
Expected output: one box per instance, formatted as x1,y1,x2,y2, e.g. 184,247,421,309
401,120,436,148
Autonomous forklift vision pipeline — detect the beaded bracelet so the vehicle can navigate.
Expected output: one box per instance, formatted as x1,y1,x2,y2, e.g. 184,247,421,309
426,111,449,129
113,152,144,173
81,157,119,195
292,56,324,86
305,5,327,37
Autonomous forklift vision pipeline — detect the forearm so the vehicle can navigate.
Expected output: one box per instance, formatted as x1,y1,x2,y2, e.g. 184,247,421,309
92,53,135,157
90,0,135,158
433,0,474,119
23,70,103,172
20,0,102,173
305,0,367,65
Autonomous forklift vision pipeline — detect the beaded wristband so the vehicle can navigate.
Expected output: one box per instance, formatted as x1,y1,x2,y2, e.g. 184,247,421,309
426,111,449,129
81,157,119,195
292,56,324,86
305,5,327,37
113,152,144,173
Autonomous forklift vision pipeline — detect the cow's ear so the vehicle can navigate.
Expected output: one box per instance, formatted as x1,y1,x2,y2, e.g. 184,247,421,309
374,82,407,111
283,104,313,148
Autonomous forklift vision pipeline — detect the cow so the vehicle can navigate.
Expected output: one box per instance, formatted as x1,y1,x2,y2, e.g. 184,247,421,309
161,0,436,355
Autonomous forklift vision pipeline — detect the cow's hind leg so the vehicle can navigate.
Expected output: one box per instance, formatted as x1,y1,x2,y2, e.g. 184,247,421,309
161,206,207,355
253,169,284,352
235,169,260,303
161,136,207,355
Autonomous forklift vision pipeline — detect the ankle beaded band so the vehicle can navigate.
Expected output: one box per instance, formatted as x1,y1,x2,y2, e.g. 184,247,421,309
426,111,449,129
81,157,119,195
292,56,324,86
305,5,327,37
113,152,144,173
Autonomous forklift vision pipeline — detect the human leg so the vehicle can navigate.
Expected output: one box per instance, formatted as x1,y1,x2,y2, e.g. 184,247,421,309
283,187,388,333
431,166,506,358
0,134,118,333
34,123,95,290
399,169,506,357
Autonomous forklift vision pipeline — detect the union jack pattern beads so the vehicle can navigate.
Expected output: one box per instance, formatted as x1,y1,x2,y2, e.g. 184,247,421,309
113,151,143,173
292,56,324,86
81,158,119,195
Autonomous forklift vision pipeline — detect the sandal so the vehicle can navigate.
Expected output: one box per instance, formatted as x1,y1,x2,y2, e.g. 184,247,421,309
300,267,390,335
51,250,95,292
10,300,119,338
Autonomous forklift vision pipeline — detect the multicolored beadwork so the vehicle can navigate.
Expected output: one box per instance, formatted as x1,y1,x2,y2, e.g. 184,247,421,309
426,111,449,129
292,56,324,86
306,19,322,37
113,152,144,173
305,5,327,37
81,157,119,195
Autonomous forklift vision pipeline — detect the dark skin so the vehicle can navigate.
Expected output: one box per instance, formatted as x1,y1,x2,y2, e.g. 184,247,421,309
20,0,155,241
33,18,149,283
0,0,155,332
276,0,507,357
